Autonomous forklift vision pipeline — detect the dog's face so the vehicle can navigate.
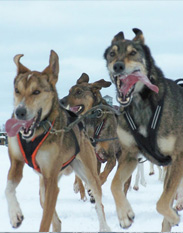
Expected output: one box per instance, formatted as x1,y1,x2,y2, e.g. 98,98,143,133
6,51,59,139
62,73,111,115
104,28,158,107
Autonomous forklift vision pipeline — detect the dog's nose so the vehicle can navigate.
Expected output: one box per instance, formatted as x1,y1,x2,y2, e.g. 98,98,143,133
60,96,67,106
113,62,125,73
15,107,27,120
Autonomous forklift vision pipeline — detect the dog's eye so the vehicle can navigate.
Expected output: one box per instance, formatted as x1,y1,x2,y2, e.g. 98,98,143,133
15,88,20,94
32,90,40,95
76,90,82,95
129,50,137,56
109,51,115,57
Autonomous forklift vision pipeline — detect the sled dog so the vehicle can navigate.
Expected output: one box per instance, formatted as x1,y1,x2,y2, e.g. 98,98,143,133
104,28,183,231
5,51,110,232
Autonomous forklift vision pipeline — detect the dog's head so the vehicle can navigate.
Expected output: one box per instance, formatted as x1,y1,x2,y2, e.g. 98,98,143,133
6,50,59,139
61,73,111,115
104,28,159,107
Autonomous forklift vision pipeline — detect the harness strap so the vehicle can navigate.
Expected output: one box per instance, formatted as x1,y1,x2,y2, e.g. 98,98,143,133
17,120,55,173
91,119,106,147
61,154,77,170
123,97,172,166
61,128,80,171
17,121,80,173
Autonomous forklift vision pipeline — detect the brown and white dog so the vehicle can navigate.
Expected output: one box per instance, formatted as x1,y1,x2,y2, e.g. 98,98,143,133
61,73,123,201
5,51,110,232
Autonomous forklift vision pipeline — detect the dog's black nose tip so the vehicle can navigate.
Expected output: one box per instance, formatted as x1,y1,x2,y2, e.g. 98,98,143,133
15,107,27,120
113,61,125,73
60,96,67,107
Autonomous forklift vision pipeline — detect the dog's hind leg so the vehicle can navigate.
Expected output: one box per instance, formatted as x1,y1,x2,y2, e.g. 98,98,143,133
175,178,183,211
5,157,25,228
133,164,140,191
39,175,61,232
111,149,138,229
156,158,183,231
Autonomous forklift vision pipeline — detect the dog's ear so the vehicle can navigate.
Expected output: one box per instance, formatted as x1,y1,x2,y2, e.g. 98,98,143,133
77,73,89,84
112,32,125,44
42,50,59,86
14,54,30,74
92,79,111,90
132,28,144,44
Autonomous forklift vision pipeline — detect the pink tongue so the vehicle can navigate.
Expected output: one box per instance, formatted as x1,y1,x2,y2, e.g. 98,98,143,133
120,71,159,96
5,118,34,137
69,106,80,113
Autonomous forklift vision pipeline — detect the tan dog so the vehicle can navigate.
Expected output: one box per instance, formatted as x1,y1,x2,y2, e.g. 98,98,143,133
61,73,123,201
5,51,110,232
104,28,183,231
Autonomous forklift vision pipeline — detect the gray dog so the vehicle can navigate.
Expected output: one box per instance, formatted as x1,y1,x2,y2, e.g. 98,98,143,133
104,28,183,232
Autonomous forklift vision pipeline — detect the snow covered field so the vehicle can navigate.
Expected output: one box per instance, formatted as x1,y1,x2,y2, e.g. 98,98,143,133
0,145,182,232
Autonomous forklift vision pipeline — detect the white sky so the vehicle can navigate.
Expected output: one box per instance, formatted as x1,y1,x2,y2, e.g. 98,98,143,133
1,1,183,126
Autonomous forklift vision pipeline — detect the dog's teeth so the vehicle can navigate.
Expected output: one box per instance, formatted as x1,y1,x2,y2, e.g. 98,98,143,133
117,79,121,88
66,105,70,110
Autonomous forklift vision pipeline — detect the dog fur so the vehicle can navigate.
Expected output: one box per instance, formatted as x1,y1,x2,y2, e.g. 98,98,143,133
104,28,183,231
61,73,124,201
5,51,110,232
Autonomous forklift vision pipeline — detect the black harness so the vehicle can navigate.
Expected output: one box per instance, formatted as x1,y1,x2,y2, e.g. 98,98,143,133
123,92,172,166
90,119,106,147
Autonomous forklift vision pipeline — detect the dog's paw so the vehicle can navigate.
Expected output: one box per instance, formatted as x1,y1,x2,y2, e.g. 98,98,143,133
133,185,139,191
100,224,111,232
11,212,24,228
87,189,95,203
90,196,96,204
175,198,183,211
168,208,180,227
119,210,135,229
73,182,80,193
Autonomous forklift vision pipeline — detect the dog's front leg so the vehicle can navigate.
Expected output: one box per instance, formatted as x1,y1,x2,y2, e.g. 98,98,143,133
39,175,61,232
39,173,60,232
157,158,183,231
5,158,25,228
99,156,116,185
111,148,138,229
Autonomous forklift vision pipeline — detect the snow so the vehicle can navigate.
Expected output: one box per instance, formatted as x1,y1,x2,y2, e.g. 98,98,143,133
0,145,183,232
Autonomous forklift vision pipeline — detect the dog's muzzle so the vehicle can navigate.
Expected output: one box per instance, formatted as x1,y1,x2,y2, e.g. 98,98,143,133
5,108,42,139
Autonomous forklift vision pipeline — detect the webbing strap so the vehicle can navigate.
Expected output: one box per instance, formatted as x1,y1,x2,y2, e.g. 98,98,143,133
17,121,55,173
17,122,80,173
124,98,171,166
92,119,106,147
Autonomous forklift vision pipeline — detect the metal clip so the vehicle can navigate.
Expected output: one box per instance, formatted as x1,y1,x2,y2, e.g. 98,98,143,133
96,109,103,118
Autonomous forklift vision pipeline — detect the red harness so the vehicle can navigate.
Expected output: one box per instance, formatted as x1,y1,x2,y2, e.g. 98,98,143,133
17,121,78,173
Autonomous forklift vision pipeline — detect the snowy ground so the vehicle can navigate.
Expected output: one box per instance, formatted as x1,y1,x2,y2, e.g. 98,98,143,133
0,145,182,232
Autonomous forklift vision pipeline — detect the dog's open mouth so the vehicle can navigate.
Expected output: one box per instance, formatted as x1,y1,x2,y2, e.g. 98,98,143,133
5,109,42,139
114,71,159,107
69,105,84,115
